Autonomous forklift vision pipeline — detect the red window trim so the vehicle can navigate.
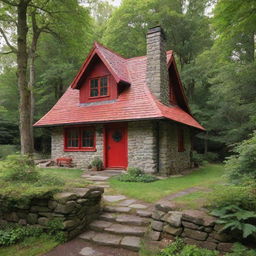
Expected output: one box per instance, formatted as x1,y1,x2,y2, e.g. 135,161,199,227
177,127,185,152
89,76,109,99
64,126,96,152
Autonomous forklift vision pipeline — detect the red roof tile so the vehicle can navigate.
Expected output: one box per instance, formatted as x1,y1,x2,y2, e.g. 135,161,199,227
34,44,204,130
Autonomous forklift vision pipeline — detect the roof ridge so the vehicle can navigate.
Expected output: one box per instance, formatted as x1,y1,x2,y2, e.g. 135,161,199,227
94,41,127,60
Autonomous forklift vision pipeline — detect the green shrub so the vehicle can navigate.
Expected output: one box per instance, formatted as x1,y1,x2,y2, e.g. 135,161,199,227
1,154,39,182
204,152,219,162
0,145,19,159
47,218,66,242
0,225,43,246
207,185,256,212
211,204,256,238
225,131,256,184
192,151,205,166
117,167,158,183
225,243,256,256
91,157,103,170
157,238,218,256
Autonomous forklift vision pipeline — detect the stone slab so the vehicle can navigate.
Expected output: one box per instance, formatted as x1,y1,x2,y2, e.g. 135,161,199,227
121,236,141,251
90,220,112,231
79,247,102,256
116,215,150,225
137,210,152,218
130,204,148,209
103,195,127,203
118,199,136,206
92,233,122,246
79,231,97,241
104,206,131,214
99,213,116,222
105,223,146,237
87,176,109,181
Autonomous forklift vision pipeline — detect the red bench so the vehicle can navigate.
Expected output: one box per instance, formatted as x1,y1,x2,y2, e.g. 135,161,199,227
56,157,73,167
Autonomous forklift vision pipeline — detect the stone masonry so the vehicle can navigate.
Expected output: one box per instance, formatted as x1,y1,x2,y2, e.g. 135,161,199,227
51,120,191,175
150,203,234,253
146,26,169,105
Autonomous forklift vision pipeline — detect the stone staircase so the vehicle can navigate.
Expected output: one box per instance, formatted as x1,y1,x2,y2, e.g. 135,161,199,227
79,205,152,252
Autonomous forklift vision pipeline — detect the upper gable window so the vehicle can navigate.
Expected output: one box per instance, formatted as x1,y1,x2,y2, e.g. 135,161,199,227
90,76,108,98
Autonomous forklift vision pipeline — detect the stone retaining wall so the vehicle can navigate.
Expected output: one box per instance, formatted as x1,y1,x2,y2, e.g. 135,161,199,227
150,202,234,253
0,186,103,239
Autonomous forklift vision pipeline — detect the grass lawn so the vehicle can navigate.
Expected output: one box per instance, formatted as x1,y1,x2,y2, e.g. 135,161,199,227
0,235,59,256
109,164,226,203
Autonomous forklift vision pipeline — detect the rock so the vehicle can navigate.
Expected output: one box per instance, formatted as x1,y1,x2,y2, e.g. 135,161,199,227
55,201,78,214
204,227,213,233
77,199,88,204
63,219,80,229
31,206,50,212
217,242,233,252
104,206,131,214
210,231,232,242
162,211,182,227
182,221,201,230
39,212,53,218
92,233,122,246
38,217,49,226
70,188,90,198
155,201,178,213
147,230,161,241
48,200,57,210
151,220,164,231
182,210,215,226
137,210,152,218
53,192,77,203
118,199,136,207
90,220,112,231
121,236,141,251
201,241,217,250
5,212,19,222
152,210,165,220
0,219,7,226
183,228,208,241
163,225,183,236
130,204,148,209
103,195,126,203
18,219,27,225
105,224,146,237
184,238,202,247
79,231,97,241
27,213,38,224
79,247,96,256
88,191,102,198
116,215,149,226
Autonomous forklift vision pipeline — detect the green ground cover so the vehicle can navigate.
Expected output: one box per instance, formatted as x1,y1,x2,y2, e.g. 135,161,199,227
109,164,225,203
0,234,59,256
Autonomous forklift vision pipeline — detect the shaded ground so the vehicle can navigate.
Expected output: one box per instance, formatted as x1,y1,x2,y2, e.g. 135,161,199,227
44,238,138,256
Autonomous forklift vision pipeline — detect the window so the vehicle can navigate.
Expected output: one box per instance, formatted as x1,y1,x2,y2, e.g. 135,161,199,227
177,128,185,152
90,76,108,97
65,127,95,151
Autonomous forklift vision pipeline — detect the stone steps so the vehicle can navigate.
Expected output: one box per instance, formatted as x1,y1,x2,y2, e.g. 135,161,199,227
79,231,141,251
99,212,150,226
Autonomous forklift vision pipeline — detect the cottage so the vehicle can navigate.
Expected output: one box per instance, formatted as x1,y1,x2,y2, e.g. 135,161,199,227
34,26,204,175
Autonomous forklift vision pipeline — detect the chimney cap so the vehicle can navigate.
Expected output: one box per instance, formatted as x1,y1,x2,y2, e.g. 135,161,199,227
147,25,165,38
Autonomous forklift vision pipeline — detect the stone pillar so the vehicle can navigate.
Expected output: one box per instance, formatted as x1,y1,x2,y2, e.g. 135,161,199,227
146,26,169,105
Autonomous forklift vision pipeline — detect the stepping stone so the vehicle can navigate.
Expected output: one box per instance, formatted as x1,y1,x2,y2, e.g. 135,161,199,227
116,215,150,226
79,247,103,256
90,220,112,231
87,176,109,181
105,223,146,237
103,195,127,203
99,212,116,222
104,206,132,214
79,231,97,241
130,204,148,209
137,210,152,217
92,233,122,246
121,236,141,251
118,199,136,206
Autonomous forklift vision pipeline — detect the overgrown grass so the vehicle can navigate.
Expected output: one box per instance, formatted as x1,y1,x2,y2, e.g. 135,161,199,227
0,234,59,256
109,164,225,203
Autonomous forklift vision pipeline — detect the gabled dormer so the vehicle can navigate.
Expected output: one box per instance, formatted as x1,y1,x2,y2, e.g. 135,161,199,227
70,42,130,104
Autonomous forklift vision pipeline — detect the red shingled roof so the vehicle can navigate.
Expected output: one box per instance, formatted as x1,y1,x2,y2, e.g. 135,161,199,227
34,43,204,130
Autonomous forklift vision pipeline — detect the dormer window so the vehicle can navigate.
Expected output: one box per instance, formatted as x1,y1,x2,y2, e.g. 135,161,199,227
90,76,108,98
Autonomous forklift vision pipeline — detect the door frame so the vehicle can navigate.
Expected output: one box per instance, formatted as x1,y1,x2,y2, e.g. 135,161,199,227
103,123,128,169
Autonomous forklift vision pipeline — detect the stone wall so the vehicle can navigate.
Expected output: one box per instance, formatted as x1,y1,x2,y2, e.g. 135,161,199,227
51,125,104,168
150,203,234,253
128,121,158,174
159,121,191,176
0,186,103,239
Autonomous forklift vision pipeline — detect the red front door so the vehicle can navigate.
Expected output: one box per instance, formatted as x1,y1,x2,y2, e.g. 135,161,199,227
105,124,128,169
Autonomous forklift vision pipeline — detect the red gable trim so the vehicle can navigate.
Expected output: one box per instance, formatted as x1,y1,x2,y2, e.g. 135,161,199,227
71,42,130,89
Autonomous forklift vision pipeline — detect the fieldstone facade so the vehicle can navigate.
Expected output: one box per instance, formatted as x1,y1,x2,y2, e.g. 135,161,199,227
51,120,191,175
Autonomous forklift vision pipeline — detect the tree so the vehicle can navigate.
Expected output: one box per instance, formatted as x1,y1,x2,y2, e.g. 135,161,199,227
0,0,92,154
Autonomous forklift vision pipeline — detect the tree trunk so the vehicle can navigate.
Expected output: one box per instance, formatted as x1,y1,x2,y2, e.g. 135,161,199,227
204,131,208,154
17,0,33,155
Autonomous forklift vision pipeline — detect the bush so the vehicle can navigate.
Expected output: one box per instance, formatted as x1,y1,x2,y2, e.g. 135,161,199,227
91,157,103,170
225,131,256,184
225,243,256,256
192,151,205,166
0,145,19,159
207,185,256,212
211,204,256,239
117,167,158,183
204,152,219,162
157,238,218,256
0,224,43,246
1,154,39,182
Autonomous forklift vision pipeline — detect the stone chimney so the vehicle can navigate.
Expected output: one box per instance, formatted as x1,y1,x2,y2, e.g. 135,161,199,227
146,26,169,105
